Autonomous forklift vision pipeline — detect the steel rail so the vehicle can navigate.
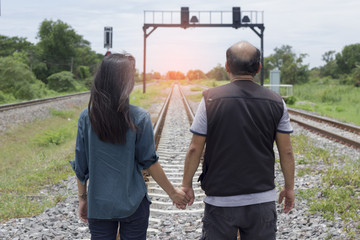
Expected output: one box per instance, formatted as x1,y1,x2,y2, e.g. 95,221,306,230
288,107,360,135
0,91,90,112
153,84,174,150
178,84,195,124
290,118,360,149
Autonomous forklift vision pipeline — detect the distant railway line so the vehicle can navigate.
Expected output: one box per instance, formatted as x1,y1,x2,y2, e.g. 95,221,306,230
288,108,360,149
0,92,90,112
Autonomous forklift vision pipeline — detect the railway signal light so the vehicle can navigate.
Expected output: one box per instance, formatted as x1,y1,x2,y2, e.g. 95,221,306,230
232,7,241,28
104,26,113,49
181,7,189,27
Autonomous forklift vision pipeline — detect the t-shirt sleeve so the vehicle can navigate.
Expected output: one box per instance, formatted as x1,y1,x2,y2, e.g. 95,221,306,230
277,99,293,133
190,97,207,136
135,112,159,169
70,113,89,184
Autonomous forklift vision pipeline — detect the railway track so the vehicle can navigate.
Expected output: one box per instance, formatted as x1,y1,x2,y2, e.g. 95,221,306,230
0,92,90,112
288,108,360,149
147,84,204,239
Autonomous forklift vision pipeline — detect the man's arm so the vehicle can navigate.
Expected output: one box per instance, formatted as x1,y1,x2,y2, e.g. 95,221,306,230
181,134,206,206
275,132,295,213
147,162,190,206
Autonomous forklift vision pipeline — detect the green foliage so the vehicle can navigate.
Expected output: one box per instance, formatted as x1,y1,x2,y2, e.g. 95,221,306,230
47,71,77,92
319,50,338,78
291,134,360,238
0,35,34,57
36,19,91,76
292,81,360,124
76,65,91,81
187,93,203,102
33,127,73,146
283,95,297,105
190,86,203,91
0,104,83,221
206,64,229,81
265,45,309,84
336,43,360,74
50,108,74,119
187,69,206,80
0,56,47,100
0,90,16,104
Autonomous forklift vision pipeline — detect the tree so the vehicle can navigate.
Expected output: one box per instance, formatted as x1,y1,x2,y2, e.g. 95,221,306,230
47,71,77,92
206,64,229,81
153,72,161,80
186,69,206,80
265,45,309,84
36,19,90,76
336,44,360,74
166,71,185,80
319,50,338,78
0,35,34,57
0,56,47,100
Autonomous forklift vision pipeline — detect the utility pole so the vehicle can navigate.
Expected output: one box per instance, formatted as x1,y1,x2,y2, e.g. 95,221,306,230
70,57,74,73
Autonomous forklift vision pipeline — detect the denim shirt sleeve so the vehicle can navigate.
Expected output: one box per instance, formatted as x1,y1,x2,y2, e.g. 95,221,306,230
135,112,159,169
70,113,89,184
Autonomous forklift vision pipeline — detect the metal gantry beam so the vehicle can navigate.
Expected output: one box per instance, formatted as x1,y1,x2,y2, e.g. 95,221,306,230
142,7,265,93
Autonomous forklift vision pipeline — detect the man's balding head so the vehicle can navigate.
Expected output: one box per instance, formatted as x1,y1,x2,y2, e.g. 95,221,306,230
226,41,261,76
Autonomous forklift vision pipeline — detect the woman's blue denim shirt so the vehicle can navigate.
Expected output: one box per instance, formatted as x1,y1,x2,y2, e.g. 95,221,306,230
70,105,158,219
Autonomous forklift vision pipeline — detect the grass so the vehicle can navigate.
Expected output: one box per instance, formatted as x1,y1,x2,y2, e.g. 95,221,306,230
290,82,360,125
293,134,360,238
0,108,80,221
0,83,170,222
187,93,203,102
130,82,170,108
190,86,203,91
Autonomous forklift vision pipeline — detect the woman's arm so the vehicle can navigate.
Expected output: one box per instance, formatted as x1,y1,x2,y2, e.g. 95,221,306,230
76,178,88,223
147,162,190,207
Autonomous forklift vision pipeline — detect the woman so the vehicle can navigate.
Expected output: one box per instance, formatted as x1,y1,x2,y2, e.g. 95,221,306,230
71,53,189,240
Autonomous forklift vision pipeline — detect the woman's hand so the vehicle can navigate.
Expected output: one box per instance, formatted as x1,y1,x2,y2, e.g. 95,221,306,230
79,198,88,224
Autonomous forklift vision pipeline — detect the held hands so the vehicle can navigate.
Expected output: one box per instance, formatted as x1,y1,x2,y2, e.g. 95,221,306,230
169,188,191,209
175,186,195,210
278,187,295,214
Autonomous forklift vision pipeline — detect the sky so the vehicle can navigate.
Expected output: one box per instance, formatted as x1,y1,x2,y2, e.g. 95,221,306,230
1,0,359,74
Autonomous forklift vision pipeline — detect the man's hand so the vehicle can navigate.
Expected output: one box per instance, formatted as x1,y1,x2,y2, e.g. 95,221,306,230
170,188,190,209
181,186,195,206
278,187,294,214
79,198,88,224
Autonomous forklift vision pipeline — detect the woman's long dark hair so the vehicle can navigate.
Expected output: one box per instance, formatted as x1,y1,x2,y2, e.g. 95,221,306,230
88,53,136,144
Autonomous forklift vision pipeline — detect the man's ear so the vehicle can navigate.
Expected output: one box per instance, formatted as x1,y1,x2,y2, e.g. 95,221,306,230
256,63,262,74
225,61,230,73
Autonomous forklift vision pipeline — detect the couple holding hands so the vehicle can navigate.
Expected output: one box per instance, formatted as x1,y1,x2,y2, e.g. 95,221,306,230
72,41,295,240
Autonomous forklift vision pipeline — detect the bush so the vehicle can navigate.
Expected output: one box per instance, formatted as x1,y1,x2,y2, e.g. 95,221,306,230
284,95,297,105
77,66,91,81
47,71,77,92
339,74,356,85
33,127,72,146
0,90,16,104
0,56,46,100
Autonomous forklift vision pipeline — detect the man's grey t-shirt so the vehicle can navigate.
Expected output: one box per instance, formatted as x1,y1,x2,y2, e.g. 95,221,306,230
191,97,293,207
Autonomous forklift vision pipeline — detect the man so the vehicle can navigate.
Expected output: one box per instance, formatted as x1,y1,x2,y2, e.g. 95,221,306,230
180,41,295,240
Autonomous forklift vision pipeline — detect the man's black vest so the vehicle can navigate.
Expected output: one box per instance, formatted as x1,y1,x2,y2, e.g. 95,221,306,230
199,80,284,196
